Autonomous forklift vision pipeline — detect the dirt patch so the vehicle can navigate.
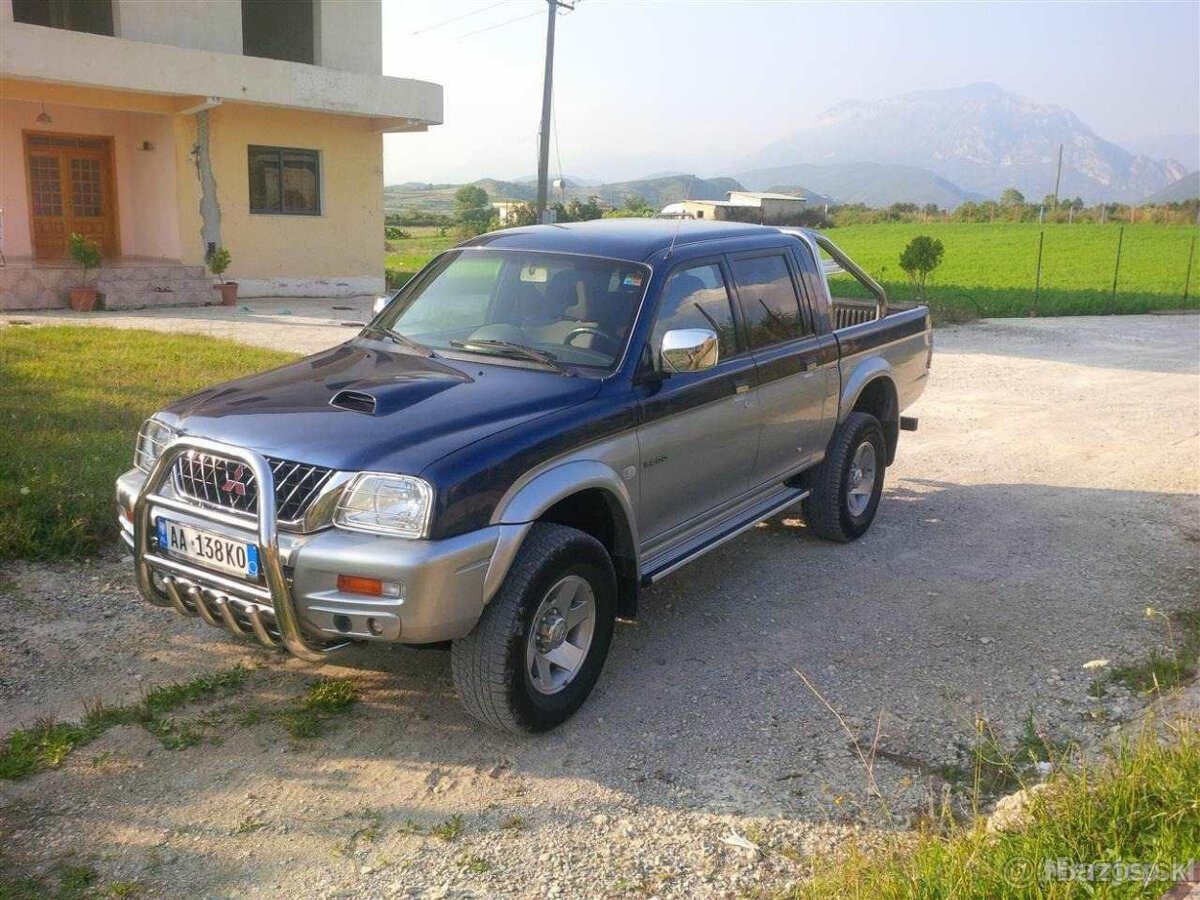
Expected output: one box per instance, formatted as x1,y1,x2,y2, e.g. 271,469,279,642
2,315,1197,897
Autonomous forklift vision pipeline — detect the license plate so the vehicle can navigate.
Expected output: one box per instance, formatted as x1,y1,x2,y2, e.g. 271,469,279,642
157,518,259,579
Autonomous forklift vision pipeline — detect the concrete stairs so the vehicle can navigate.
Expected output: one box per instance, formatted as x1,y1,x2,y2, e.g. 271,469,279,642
0,260,217,311
92,264,215,309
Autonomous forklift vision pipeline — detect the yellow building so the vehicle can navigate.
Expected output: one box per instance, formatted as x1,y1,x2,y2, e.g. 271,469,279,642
0,0,442,309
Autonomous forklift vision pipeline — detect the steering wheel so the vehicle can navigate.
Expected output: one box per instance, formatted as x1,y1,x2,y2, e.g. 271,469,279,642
564,326,621,356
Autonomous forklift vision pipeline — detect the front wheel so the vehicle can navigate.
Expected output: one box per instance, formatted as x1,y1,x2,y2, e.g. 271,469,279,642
451,523,616,733
802,411,887,542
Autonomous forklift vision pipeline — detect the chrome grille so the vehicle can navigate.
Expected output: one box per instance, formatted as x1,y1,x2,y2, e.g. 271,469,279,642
172,451,333,522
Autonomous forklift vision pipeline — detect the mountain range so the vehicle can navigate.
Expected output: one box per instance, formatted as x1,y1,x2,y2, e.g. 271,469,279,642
389,83,1196,209
749,83,1190,204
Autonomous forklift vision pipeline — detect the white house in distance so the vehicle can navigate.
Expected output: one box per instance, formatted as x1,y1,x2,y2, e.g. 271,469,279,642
660,191,808,224
0,0,443,310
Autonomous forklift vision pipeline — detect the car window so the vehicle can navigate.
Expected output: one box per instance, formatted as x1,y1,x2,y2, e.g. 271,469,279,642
379,250,649,371
730,254,810,349
650,263,738,364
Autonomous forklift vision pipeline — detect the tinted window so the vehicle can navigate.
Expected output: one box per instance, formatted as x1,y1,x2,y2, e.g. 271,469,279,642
243,0,315,64
731,254,809,349
13,0,113,35
249,146,320,215
651,263,738,363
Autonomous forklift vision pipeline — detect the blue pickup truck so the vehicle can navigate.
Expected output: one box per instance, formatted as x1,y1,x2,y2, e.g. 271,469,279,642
117,220,930,732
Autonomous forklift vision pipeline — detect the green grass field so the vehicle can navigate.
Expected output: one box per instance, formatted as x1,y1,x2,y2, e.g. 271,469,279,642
385,225,454,288
0,327,297,561
383,221,1200,318
823,222,1199,317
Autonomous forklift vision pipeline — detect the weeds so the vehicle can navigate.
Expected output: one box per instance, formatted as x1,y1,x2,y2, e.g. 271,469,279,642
1104,606,1200,694
499,814,527,832
457,853,490,874
0,862,96,900
277,678,359,739
0,665,251,779
429,814,465,842
781,715,1199,899
232,817,266,836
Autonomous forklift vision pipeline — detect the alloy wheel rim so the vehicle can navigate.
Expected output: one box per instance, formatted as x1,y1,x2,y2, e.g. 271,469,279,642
846,441,877,517
526,575,596,695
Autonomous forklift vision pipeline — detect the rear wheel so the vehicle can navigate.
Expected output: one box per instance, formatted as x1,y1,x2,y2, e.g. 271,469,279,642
451,523,616,733
802,411,887,542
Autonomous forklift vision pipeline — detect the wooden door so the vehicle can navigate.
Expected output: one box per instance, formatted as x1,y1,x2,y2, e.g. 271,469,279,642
24,132,119,260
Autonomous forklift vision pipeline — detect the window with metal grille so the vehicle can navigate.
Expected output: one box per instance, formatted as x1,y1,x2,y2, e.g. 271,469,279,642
248,146,321,216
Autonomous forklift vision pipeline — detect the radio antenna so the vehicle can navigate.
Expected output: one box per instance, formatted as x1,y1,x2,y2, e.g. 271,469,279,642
664,173,696,260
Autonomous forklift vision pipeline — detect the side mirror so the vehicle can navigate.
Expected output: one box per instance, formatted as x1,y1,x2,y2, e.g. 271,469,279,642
660,328,719,374
372,295,390,316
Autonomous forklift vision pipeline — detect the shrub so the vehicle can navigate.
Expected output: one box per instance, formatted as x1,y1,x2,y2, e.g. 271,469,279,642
898,235,945,302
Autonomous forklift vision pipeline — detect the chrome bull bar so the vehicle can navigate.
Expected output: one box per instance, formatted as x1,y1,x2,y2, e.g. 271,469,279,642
133,437,346,662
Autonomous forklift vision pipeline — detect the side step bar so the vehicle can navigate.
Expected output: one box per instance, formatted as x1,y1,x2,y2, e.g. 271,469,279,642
641,487,809,585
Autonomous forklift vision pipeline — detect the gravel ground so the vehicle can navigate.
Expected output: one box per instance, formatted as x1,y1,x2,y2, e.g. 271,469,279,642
1,314,1197,898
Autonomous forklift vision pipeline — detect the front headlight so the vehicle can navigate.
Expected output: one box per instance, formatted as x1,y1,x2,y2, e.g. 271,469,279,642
133,418,177,472
333,473,433,539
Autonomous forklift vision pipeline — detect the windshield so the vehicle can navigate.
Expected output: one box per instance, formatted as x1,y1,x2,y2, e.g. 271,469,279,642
374,250,650,371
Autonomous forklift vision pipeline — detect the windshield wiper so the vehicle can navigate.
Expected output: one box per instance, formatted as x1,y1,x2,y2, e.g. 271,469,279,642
364,326,435,357
449,339,574,375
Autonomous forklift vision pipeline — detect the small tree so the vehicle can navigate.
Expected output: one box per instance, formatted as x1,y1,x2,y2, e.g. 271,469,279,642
1000,188,1026,207
208,246,232,283
898,235,945,302
68,233,101,287
504,202,539,227
453,184,492,236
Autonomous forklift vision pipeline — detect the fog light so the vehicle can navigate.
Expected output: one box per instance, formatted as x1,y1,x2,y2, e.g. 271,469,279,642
367,617,383,636
336,574,401,598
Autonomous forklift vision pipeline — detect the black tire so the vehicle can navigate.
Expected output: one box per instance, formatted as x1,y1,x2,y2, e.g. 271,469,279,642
802,411,887,542
451,523,616,733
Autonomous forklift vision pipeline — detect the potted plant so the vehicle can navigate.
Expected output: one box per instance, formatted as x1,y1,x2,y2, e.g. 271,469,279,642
209,246,237,305
67,233,103,312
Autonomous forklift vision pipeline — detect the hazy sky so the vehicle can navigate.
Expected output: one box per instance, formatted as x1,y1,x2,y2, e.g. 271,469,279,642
381,0,1200,184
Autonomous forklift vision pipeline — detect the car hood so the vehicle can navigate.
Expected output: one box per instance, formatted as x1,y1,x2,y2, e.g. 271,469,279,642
163,338,603,474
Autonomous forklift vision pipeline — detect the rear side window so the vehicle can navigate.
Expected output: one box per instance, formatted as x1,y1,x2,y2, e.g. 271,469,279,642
651,263,738,361
731,254,810,349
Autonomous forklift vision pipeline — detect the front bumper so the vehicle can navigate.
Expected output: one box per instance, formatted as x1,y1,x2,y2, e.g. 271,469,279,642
118,438,506,657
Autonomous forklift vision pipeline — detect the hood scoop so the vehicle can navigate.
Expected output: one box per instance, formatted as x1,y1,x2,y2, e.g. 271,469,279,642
329,389,377,415
326,374,465,417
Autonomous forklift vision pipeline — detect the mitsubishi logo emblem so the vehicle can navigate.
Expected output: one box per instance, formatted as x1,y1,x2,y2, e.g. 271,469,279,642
221,464,248,497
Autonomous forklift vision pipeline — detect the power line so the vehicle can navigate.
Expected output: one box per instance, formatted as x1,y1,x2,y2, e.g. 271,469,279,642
410,1,508,36
454,7,543,39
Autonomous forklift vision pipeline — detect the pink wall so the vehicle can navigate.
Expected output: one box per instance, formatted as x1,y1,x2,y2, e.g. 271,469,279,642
0,98,181,259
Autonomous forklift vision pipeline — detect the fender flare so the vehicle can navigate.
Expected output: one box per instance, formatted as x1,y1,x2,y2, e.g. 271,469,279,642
838,357,896,425
481,460,639,604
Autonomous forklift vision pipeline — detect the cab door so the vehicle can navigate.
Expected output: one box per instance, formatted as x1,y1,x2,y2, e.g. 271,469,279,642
634,259,761,550
728,249,838,484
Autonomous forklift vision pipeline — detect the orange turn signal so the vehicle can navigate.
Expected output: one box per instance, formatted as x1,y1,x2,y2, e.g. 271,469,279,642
337,574,383,596
336,575,401,598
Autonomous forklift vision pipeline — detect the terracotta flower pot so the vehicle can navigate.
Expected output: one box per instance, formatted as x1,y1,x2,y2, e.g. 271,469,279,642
214,282,239,306
69,288,100,312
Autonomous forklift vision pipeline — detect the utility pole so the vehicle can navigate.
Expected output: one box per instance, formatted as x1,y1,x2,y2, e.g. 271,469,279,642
536,0,573,224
